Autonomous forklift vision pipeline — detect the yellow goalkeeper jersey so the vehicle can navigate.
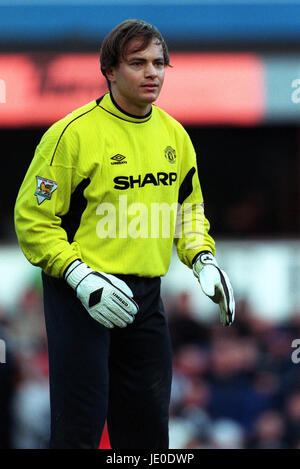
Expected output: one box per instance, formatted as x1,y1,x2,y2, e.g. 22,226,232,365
14,92,215,278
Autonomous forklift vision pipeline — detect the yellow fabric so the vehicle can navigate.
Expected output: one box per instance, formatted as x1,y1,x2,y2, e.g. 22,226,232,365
14,93,215,278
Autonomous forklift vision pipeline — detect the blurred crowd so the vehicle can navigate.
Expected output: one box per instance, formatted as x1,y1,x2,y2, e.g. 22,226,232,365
167,293,300,449
1,276,300,449
0,274,50,449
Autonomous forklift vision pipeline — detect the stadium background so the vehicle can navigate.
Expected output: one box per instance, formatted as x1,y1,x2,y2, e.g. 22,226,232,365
1,0,300,449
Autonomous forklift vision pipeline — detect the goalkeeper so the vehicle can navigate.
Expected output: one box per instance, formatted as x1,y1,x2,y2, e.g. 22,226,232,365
14,19,235,449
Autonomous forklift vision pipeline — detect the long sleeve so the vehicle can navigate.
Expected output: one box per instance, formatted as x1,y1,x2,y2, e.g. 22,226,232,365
174,132,215,268
14,122,84,278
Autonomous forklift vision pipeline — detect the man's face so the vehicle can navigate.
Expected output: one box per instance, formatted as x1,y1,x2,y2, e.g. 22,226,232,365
107,37,165,115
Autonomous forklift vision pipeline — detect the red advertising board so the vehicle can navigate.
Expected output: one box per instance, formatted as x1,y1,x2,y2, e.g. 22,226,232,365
0,53,264,127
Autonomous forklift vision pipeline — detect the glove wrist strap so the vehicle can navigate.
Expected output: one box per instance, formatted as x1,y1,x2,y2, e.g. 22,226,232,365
65,260,93,290
193,251,218,277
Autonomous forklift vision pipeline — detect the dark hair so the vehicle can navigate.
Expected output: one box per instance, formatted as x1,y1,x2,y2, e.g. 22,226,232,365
100,19,170,87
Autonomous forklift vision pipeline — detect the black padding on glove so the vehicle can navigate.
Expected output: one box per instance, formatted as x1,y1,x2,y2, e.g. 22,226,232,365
88,288,103,308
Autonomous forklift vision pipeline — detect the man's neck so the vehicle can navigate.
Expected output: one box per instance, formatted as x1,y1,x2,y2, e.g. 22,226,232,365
110,90,152,117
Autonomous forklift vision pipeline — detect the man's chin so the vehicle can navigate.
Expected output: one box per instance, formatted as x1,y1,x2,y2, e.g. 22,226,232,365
139,90,160,104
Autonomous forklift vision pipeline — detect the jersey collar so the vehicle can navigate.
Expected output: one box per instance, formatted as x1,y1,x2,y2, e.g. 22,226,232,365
96,93,152,124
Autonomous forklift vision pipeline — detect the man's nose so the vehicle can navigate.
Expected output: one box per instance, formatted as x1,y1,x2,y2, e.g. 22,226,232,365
144,63,157,78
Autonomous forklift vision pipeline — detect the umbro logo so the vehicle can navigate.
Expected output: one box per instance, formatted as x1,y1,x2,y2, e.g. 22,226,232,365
110,154,127,165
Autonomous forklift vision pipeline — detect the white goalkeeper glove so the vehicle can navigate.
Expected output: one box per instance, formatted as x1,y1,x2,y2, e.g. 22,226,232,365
64,260,139,329
193,251,235,326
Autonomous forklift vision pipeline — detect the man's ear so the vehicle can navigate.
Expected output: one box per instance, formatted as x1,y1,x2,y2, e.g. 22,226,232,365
105,67,116,83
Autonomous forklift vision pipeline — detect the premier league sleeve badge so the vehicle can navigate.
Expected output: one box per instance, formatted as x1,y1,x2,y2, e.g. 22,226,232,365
34,176,58,205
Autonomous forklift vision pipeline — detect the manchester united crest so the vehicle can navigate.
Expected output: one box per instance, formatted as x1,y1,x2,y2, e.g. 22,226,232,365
164,146,176,164
34,176,58,205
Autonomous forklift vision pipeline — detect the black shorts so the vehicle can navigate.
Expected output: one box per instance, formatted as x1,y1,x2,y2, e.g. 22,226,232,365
42,272,173,449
